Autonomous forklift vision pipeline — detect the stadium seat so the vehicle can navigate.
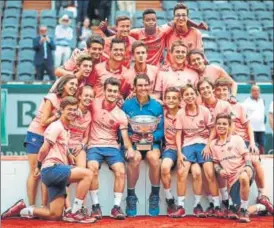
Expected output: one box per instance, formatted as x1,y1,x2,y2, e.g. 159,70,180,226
156,11,167,20
206,52,224,65
47,27,55,37
1,28,18,40
162,1,177,11
239,12,256,21
4,8,21,19
237,40,257,52
18,50,35,63
198,1,216,11
1,49,16,62
263,21,274,31
224,52,245,65
231,31,249,41
256,11,273,21
21,18,38,30
212,30,232,42
251,31,269,42
115,10,130,18
2,17,20,27
230,64,251,82
264,1,273,11
21,28,37,40
1,39,17,50
203,13,220,23
184,1,199,12
166,10,173,21
221,11,239,21
245,21,263,33
17,62,35,81
2,21,19,30
256,41,273,52
133,20,143,29
203,40,218,51
19,39,33,51
5,0,22,9
233,1,250,12
1,62,14,81
244,52,264,65
216,2,233,12
133,11,143,20
157,19,166,26
40,18,57,29
191,10,203,21
263,52,274,66
251,64,272,82
40,9,57,19
22,10,38,19
249,1,266,12
226,21,243,31
218,41,237,52
209,21,226,32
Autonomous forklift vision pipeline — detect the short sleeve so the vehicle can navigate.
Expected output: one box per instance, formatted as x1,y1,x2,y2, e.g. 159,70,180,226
239,104,249,125
44,93,58,109
154,71,163,92
129,29,140,40
160,24,174,36
209,141,218,163
175,109,184,130
196,30,203,51
236,136,248,156
119,111,129,130
44,121,62,144
63,51,77,71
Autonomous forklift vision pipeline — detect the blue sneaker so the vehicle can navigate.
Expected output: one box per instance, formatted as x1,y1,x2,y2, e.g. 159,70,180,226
149,194,160,216
126,195,138,217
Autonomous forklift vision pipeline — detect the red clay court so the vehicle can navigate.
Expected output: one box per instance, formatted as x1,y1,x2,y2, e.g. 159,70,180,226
2,215,273,228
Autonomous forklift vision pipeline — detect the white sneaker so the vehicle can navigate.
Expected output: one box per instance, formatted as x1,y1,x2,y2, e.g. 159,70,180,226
20,207,34,219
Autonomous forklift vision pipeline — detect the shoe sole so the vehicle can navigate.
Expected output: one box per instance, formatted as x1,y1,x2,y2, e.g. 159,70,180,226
169,214,186,218
195,214,207,218
239,218,250,223
63,218,97,224
110,215,126,220
228,215,238,220
1,199,25,219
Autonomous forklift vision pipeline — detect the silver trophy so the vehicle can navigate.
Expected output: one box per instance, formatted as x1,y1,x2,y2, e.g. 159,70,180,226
129,115,160,151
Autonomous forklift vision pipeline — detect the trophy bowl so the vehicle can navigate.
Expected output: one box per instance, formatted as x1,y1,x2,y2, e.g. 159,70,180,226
129,115,160,151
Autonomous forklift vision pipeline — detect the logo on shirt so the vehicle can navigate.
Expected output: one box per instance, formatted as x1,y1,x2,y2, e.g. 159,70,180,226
227,146,232,151
109,119,115,125
31,137,36,142
199,120,205,126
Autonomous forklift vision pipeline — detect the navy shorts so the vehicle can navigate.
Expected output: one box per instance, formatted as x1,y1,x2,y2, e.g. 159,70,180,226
41,164,72,203
87,147,124,167
134,143,160,160
230,169,254,207
182,143,212,164
254,132,265,147
24,131,44,154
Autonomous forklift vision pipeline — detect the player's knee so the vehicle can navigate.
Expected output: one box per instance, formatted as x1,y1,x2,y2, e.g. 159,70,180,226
147,155,160,167
192,169,202,181
239,172,249,185
177,167,187,180
114,167,126,179
49,211,62,220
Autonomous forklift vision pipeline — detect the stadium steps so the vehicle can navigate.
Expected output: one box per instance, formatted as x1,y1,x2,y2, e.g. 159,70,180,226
136,1,162,10
23,0,51,11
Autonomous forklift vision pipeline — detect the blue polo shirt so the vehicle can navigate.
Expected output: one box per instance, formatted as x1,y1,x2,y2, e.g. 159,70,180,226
122,97,164,143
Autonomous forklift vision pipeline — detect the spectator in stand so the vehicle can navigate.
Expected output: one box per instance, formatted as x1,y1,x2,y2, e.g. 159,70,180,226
269,101,273,132
55,15,73,68
64,0,77,19
98,0,111,21
117,1,135,18
243,85,266,155
76,0,89,25
55,0,70,13
33,25,56,81
78,18,92,49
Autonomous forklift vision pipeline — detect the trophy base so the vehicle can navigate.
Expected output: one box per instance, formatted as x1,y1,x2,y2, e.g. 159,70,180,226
136,143,152,151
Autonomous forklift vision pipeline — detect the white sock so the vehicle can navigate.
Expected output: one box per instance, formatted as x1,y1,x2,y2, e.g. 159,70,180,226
240,200,248,210
114,192,123,207
65,207,72,213
90,190,99,205
258,188,264,197
213,196,220,207
220,187,229,201
28,206,34,215
229,197,233,206
194,195,201,207
164,188,173,200
71,198,83,213
256,203,266,212
207,195,213,204
177,196,185,207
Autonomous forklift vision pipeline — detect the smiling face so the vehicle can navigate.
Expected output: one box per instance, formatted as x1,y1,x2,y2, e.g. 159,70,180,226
110,43,125,62
116,19,131,38
63,78,78,96
105,84,120,103
134,46,148,64
165,91,181,109
88,42,104,61
135,78,150,98
62,104,78,122
199,81,214,100
171,45,188,65
79,87,95,107
182,87,197,105
216,117,230,136
174,8,188,27
215,85,230,101
189,53,206,72
78,60,93,77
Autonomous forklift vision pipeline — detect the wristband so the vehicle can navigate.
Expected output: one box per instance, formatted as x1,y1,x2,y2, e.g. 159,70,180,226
37,161,42,170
